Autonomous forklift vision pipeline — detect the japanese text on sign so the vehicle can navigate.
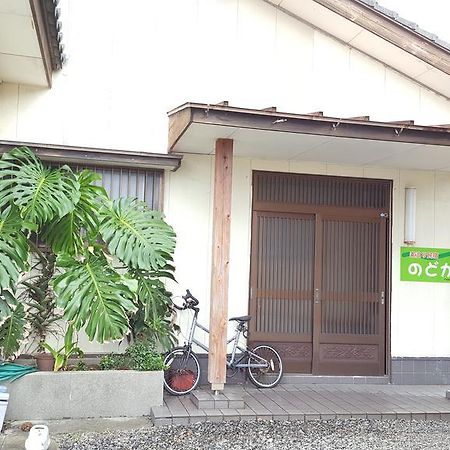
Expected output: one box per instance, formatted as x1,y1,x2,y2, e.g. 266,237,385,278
400,247,450,283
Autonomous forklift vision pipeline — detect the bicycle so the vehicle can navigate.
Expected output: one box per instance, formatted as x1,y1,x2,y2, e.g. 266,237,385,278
163,289,283,395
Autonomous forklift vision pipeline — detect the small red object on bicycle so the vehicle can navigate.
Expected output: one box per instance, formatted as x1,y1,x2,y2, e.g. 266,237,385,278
169,370,196,392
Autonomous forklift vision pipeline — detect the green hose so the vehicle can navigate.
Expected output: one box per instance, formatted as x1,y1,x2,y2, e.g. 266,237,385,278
0,363,37,382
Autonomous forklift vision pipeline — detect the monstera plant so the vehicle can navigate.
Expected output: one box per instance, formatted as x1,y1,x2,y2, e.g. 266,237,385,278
0,146,176,358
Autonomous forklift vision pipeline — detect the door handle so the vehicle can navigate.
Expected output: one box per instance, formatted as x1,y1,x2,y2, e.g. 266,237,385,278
314,288,320,304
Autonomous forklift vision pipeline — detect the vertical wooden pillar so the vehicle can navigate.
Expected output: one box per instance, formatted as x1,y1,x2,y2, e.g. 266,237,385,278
208,138,233,391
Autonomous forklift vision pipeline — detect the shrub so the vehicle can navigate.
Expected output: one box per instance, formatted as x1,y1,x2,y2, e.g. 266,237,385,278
125,342,166,371
99,353,127,370
100,342,165,371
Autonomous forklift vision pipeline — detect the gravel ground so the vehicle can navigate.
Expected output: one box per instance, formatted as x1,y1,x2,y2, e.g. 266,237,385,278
57,419,450,450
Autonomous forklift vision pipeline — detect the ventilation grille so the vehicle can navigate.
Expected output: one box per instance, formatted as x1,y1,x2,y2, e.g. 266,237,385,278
253,172,390,209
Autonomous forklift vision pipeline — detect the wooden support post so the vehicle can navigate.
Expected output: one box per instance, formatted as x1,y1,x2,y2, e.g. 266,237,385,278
208,138,233,391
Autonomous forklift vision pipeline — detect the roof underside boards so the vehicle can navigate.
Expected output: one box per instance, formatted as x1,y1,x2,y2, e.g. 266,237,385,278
168,102,450,172
264,0,450,98
0,0,65,87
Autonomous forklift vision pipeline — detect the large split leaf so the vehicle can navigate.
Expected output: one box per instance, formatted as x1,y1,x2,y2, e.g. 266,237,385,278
0,146,80,229
0,206,29,290
53,252,137,343
130,271,177,350
0,302,25,359
42,170,107,254
0,290,17,324
99,198,176,271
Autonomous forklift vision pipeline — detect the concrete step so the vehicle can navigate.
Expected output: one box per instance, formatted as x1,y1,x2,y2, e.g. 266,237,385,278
151,404,255,426
281,374,390,385
190,390,245,410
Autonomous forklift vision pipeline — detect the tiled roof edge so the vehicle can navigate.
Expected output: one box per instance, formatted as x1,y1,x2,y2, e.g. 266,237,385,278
358,0,450,52
43,0,66,70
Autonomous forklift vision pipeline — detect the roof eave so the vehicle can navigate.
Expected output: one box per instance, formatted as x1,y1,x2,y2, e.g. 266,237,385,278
312,0,450,75
29,0,66,88
0,140,183,171
168,102,450,151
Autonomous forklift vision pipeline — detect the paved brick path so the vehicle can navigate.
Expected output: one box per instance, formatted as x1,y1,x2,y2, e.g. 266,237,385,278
151,384,450,426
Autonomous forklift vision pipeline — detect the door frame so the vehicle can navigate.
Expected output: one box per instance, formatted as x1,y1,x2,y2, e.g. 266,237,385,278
248,170,393,377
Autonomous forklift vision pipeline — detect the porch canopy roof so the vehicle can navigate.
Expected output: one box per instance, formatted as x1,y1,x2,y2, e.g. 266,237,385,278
168,102,450,171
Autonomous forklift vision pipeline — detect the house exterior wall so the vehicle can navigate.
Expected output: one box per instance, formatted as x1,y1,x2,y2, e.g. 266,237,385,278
165,154,450,360
1,0,450,363
0,0,449,152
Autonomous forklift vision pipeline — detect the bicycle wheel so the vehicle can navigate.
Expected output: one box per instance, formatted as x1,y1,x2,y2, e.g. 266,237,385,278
247,344,283,388
163,347,201,395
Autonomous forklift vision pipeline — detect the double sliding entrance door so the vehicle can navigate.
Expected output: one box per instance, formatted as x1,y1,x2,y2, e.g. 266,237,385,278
249,172,391,376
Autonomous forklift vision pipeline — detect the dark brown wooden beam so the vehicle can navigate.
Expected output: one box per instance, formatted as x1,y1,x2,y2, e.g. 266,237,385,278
167,103,450,149
0,139,182,171
388,120,415,125
347,116,370,121
208,138,233,391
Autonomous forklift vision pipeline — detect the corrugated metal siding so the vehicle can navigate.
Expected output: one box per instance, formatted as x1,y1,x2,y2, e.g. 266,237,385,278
54,164,163,210
253,172,390,209
255,213,314,336
94,167,162,210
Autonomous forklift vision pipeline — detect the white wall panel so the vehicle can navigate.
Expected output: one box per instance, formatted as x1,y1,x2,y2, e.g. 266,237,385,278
167,154,450,357
0,0,448,150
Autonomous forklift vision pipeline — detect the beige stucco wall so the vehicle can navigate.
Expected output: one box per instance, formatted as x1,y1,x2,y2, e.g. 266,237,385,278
165,154,450,358
1,0,449,355
0,0,449,152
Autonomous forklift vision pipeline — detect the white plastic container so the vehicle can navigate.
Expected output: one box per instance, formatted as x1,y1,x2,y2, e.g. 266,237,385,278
25,425,51,450
0,386,9,432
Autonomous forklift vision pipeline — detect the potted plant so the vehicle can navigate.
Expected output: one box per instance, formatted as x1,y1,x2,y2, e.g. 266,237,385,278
41,323,83,371
19,249,62,371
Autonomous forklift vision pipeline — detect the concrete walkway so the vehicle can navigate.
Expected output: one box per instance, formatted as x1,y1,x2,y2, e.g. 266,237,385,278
1,417,151,449
152,384,450,425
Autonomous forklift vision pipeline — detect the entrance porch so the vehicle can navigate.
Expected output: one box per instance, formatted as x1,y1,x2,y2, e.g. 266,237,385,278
166,102,450,390
152,383,450,425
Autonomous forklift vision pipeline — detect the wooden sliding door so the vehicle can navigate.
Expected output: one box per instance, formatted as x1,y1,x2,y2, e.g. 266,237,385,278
249,172,391,375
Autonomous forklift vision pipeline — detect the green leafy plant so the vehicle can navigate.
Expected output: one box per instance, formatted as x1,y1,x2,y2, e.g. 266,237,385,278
0,146,177,358
20,249,61,353
125,341,166,371
41,324,83,371
99,353,127,370
72,359,88,371
99,341,166,371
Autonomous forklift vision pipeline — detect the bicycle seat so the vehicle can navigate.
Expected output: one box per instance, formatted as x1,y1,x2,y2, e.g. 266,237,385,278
229,315,251,323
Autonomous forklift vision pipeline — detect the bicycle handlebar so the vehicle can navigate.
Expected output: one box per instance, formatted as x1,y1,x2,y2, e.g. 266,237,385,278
173,289,199,311
182,289,199,306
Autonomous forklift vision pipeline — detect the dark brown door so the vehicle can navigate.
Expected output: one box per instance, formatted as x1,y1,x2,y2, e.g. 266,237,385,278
249,171,390,375
250,211,315,372
312,215,386,375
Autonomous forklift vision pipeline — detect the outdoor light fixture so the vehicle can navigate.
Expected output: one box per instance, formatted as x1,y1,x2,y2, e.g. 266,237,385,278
404,187,416,245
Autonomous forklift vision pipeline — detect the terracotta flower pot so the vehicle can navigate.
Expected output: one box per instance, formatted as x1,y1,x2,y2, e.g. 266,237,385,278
35,353,55,371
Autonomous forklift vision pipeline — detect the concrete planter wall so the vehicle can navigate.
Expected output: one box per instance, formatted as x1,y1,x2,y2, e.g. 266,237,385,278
5,370,163,420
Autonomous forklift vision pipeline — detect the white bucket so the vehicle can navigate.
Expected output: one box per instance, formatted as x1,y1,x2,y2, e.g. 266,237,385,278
25,425,51,450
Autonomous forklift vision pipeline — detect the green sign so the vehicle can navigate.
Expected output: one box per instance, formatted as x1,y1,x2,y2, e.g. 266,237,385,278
401,247,450,283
